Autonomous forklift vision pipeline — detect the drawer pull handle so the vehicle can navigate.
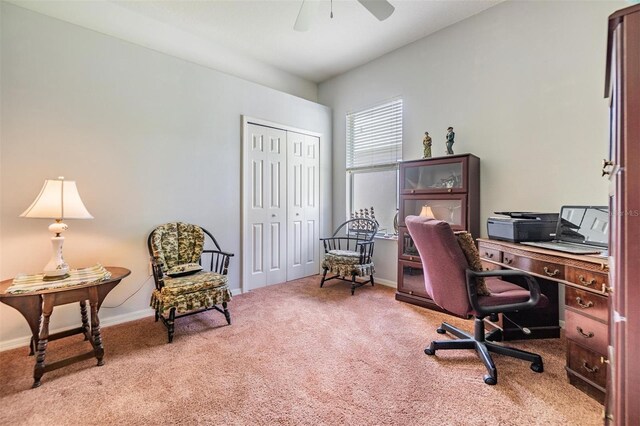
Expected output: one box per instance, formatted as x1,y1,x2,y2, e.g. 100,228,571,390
504,258,513,265
575,297,594,309
578,275,596,286
543,266,559,277
600,356,610,364
576,327,594,338
484,252,494,259
582,361,599,374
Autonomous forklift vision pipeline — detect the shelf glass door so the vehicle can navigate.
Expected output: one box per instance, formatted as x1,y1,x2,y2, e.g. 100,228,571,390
401,158,466,193
400,194,467,228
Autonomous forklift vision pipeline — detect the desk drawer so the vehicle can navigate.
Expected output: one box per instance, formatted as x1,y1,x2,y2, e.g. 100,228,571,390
566,340,607,389
481,260,502,271
479,246,502,262
565,266,608,292
565,287,608,323
502,253,565,280
565,310,608,355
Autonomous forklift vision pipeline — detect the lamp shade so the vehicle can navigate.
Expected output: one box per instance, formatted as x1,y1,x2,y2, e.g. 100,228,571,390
20,177,93,220
419,205,435,219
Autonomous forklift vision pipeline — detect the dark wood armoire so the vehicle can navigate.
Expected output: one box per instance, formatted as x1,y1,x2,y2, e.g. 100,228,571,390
604,4,640,424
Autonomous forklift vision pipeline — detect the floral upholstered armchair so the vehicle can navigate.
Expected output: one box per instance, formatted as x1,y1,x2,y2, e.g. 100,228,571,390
148,222,233,343
320,218,378,295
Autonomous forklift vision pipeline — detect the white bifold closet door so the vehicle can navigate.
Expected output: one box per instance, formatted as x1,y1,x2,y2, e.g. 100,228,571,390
286,131,319,281
244,123,319,291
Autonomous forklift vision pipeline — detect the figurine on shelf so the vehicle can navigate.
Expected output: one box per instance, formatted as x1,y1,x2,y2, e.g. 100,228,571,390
350,206,378,232
446,127,455,155
422,131,432,159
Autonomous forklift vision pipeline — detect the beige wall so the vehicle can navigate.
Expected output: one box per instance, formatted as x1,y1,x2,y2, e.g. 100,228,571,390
318,0,624,283
0,3,332,348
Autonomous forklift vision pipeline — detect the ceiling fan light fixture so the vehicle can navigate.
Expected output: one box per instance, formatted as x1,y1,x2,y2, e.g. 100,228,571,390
294,0,321,32
357,0,395,21
294,0,395,31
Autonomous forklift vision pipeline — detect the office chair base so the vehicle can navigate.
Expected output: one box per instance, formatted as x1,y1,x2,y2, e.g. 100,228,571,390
425,320,544,385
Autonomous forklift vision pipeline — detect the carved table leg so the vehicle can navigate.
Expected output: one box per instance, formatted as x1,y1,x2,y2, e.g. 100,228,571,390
29,335,37,356
89,297,105,366
80,300,90,341
33,297,54,388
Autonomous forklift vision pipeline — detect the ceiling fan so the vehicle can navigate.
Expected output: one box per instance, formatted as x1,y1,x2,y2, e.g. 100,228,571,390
294,0,395,32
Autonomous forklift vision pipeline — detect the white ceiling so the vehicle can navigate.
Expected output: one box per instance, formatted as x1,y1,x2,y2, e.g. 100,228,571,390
10,0,503,98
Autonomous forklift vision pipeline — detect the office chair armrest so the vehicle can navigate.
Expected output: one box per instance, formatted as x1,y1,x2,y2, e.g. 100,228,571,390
465,269,542,317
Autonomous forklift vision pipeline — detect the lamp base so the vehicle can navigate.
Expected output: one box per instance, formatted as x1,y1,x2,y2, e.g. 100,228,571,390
43,235,69,280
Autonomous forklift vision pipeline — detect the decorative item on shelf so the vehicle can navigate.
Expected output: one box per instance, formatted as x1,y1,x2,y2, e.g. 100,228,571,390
393,209,399,235
20,176,93,280
446,126,455,155
419,205,436,219
350,206,378,232
422,131,432,159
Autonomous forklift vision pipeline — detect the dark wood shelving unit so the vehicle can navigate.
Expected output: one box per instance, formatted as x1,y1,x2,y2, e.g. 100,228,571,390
395,154,480,310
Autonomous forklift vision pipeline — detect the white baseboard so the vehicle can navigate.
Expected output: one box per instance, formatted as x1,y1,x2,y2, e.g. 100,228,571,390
375,278,396,288
0,308,154,353
230,287,242,296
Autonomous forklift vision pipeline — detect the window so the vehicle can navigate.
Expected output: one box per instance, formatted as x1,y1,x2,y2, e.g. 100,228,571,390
346,99,403,235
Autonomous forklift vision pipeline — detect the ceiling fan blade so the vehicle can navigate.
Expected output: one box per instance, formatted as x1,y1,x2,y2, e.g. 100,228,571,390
294,0,321,32
357,0,395,21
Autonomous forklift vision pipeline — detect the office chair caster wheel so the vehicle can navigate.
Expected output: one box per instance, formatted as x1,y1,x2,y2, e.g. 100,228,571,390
483,375,497,385
530,363,544,373
436,327,446,334
424,347,435,356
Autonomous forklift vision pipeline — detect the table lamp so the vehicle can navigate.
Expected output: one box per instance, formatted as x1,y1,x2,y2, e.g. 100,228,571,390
419,205,435,219
20,177,93,280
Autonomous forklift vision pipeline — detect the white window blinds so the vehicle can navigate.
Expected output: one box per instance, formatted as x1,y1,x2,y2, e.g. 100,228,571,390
346,99,403,169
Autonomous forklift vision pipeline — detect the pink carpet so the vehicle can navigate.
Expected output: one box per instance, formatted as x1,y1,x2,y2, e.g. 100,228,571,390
0,276,602,425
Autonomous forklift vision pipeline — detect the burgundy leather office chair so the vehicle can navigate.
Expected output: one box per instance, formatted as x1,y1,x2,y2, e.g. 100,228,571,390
405,216,547,385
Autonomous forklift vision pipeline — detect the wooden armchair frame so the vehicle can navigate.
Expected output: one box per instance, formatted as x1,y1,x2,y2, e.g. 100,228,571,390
148,225,234,343
320,218,378,294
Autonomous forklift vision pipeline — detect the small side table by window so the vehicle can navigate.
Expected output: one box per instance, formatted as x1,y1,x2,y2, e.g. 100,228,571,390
0,266,131,387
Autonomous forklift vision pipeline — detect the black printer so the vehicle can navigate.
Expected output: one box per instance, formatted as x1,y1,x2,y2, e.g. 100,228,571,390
487,212,559,243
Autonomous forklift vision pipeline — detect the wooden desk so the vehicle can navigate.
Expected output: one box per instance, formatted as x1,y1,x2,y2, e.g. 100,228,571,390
477,239,609,403
0,267,131,387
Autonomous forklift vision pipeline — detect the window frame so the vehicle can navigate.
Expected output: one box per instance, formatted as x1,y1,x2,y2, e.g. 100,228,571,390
345,98,403,236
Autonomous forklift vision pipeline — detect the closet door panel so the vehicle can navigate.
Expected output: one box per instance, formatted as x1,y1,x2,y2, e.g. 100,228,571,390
287,131,306,280
304,135,320,276
245,124,287,289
